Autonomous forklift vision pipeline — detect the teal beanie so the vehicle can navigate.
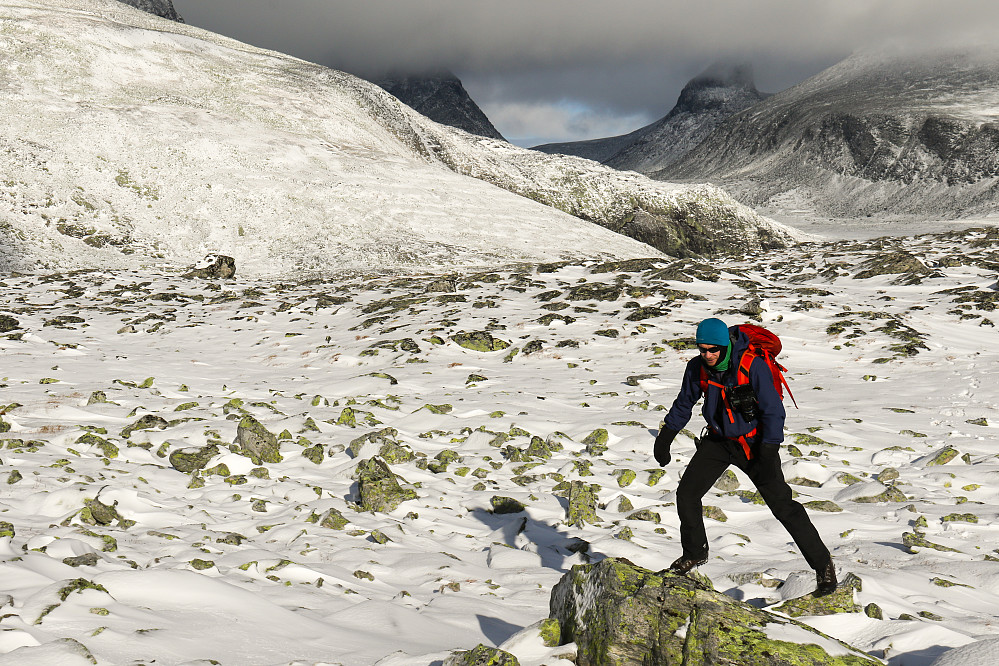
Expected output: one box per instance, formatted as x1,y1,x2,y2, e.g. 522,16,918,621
696,318,730,346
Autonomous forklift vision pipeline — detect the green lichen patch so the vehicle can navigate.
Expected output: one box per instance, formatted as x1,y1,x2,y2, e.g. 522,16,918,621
804,500,843,513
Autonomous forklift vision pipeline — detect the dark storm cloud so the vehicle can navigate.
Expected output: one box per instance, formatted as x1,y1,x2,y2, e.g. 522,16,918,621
173,1,999,145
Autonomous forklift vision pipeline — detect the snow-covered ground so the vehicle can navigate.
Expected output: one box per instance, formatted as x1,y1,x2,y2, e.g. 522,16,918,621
0,225,997,665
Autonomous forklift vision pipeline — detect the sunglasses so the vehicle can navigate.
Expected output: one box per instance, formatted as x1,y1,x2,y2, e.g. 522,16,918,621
698,345,724,355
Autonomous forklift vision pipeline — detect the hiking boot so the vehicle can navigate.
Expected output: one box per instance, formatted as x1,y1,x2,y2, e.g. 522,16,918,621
667,555,707,575
814,560,837,596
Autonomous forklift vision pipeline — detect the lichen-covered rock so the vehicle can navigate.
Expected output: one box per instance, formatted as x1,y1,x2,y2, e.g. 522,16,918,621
444,644,520,666
319,508,349,530
712,469,740,491
450,330,511,352
235,415,282,464
582,428,609,456
120,414,168,439
549,558,879,666
491,496,526,514
0,315,20,333
567,481,600,527
773,573,863,617
168,444,220,473
924,446,960,466
354,457,418,512
80,498,133,528
347,427,399,458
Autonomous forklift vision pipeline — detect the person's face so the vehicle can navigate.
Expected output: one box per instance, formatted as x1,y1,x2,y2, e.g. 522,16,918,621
698,344,724,367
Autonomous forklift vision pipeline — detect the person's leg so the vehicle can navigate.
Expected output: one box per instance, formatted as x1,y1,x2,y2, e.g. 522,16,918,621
675,437,733,562
740,454,831,571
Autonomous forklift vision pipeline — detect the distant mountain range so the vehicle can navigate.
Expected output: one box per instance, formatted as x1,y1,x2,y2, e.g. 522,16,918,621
374,71,505,141
533,63,768,173
118,0,183,22
657,47,999,219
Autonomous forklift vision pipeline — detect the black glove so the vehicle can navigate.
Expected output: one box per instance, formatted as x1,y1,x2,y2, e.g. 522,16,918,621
654,428,678,467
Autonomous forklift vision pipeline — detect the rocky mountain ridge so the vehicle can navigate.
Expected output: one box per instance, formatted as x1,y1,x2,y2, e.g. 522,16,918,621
532,63,768,173
375,70,506,141
657,47,999,220
117,0,182,22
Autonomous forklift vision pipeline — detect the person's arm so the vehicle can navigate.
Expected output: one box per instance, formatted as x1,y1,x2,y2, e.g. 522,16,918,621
661,358,702,433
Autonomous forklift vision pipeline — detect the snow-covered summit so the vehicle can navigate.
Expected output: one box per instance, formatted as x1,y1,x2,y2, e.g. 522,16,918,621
0,0,796,276
532,62,768,174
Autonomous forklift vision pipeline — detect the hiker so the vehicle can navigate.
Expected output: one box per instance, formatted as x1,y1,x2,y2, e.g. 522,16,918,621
654,317,837,596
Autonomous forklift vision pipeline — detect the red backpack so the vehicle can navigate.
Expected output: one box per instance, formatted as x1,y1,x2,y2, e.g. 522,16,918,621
698,324,797,458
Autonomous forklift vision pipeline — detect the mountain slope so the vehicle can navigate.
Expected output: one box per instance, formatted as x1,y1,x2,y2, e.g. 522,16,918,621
533,63,768,174
0,0,797,276
656,47,999,220
375,71,505,141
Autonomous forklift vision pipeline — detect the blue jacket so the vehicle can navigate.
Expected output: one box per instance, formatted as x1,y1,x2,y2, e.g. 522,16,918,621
662,326,785,446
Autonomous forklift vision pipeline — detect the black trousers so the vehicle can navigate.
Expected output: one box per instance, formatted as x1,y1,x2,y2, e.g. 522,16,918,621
675,435,831,570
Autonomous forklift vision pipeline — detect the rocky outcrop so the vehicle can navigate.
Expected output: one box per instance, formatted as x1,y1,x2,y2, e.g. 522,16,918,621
117,0,183,22
376,70,505,141
549,558,880,665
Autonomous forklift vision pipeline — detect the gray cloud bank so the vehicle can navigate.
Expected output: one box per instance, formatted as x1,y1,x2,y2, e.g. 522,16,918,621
173,1,999,145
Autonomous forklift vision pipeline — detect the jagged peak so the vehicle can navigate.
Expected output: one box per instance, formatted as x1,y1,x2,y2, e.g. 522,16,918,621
688,61,757,90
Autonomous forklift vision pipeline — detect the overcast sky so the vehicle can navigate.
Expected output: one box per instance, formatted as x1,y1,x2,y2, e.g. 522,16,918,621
172,1,999,147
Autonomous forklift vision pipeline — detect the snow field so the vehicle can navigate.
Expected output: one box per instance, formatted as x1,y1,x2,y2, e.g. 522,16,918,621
0,226,996,664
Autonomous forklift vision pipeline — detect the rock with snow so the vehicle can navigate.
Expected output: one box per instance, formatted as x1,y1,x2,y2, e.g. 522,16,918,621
183,254,236,279
549,558,880,665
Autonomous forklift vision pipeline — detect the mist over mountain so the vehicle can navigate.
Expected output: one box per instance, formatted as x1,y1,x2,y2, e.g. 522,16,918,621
118,0,183,22
532,63,768,172
656,47,999,220
375,70,505,141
